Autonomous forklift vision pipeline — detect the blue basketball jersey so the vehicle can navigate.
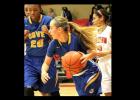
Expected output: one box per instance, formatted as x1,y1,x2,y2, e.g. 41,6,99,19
46,32,102,95
24,15,52,56
47,32,87,58
24,15,59,92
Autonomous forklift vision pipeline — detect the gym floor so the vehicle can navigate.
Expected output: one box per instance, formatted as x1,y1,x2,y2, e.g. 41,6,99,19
34,83,78,96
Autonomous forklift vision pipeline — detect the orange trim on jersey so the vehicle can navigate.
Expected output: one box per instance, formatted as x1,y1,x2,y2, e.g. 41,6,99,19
28,14,43,24
84,71,100,91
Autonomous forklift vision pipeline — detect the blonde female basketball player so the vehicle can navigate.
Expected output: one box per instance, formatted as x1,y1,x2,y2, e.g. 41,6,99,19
41,16,108,96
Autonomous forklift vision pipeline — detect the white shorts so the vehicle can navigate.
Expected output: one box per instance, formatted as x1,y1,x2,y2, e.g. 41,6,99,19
98,58,112,93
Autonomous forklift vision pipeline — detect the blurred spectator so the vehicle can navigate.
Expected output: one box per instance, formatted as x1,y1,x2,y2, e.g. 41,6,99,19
105,5,112,26
95,4,104,10
47,8,56,19
40,8,46,15
61,7,72,21
88,6,96,26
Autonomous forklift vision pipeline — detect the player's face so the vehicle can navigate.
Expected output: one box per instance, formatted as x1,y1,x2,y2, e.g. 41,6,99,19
24,4,30,17
28,5,41,21
92,14,101,26
49,21,60,40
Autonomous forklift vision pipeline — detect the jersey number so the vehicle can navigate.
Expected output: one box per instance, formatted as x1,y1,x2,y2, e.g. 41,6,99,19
30,39,44,48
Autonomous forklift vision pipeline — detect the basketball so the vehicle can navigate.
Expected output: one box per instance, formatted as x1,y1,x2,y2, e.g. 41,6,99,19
61,51,86,75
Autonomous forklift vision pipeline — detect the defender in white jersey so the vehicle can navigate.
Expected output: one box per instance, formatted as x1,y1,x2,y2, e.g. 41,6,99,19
92,9,112,96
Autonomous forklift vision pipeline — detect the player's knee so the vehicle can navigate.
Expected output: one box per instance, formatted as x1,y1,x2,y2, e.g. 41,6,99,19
24,87,34,96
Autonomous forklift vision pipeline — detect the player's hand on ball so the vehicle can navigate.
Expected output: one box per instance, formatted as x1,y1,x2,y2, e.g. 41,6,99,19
78,52,89,64
80,54,89,64
80,52,95,64
41,71,50,84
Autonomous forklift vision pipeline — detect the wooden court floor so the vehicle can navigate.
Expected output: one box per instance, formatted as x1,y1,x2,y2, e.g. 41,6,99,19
34,83,78,96
34,83,105,96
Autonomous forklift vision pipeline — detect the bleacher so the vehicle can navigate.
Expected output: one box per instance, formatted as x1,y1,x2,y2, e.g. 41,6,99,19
72,18,89,26
56,60,73,83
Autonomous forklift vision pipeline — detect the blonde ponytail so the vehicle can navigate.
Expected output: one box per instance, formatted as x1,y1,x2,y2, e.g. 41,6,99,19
68,22,97,50
52,16,97,50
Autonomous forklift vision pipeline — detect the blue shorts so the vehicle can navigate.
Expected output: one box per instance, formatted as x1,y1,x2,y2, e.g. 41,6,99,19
72,62,102,96
24,55,59,93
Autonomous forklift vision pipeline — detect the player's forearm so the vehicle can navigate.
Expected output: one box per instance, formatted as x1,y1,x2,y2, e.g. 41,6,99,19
42,62,50,73
96,50,111,57
42,56,52,72
88,50,111,59
88,50,97,60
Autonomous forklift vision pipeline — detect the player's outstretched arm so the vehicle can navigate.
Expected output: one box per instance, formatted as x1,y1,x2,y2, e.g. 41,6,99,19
96,50,111,57
80,50,111,64
41,55,52,84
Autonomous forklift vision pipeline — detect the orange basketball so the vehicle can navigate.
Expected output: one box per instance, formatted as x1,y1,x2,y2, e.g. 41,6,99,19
61,51,86,75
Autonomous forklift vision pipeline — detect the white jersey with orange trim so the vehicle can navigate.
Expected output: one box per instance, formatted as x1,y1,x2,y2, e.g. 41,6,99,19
96,25,112,93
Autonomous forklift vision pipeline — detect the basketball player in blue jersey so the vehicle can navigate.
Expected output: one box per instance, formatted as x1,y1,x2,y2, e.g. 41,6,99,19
41,16,102,96
24,4,60,96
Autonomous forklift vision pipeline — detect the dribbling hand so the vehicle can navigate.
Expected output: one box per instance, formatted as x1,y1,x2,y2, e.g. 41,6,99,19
41,70,50,84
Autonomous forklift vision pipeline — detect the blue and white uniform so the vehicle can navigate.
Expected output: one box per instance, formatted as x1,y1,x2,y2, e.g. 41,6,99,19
46,32,102,96
24,15,59,93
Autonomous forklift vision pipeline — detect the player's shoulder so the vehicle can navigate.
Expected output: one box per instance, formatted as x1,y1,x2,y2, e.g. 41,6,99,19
106,25,111,31
42,15,52,21
105,25,111,36
24,17,30,25
71,32,79,39
71,32,81,42
49,39,59,47
24,17,28,22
